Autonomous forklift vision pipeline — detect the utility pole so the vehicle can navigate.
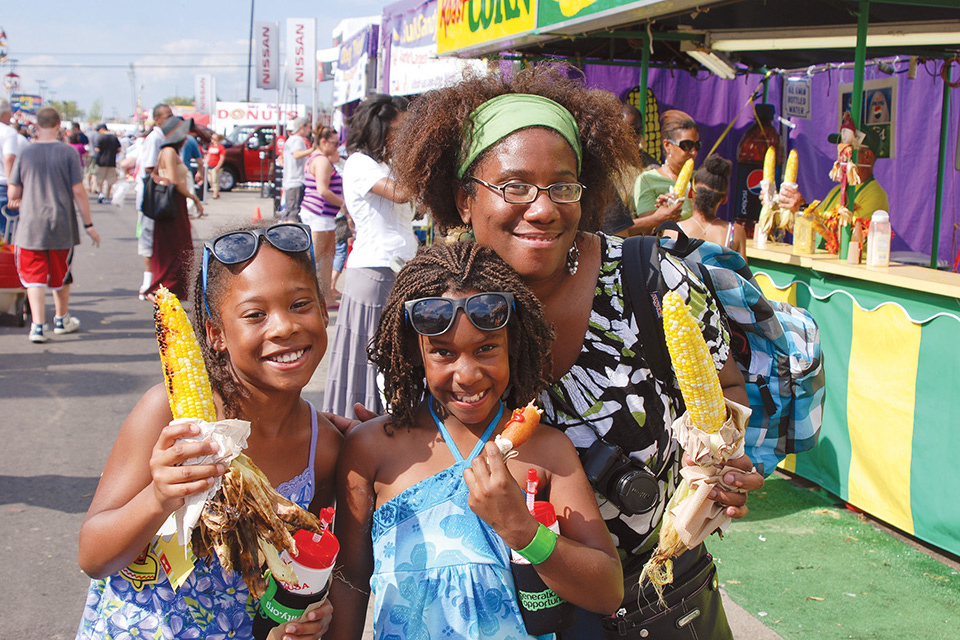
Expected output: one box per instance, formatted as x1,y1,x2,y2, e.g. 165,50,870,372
128,63,137,122
246,0,255,102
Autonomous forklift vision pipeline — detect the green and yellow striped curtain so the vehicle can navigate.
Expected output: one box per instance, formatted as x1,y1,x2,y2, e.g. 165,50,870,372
753,261,960,557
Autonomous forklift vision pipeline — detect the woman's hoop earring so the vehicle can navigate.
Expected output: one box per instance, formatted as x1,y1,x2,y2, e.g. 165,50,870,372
567,241,580,275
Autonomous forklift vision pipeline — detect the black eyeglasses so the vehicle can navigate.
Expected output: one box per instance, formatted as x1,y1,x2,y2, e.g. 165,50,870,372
666,139,701,153
201,223,314,315
470,177,585,204
404,292,515,336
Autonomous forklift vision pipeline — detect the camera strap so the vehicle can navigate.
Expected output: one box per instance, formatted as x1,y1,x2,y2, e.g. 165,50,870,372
543,386,671,479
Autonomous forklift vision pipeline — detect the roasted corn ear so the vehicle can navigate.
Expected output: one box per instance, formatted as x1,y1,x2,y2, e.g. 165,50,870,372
154,286,217,422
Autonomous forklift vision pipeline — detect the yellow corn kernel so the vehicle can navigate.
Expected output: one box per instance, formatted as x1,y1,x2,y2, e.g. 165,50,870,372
784,149,799,184
662,291,726,433
763,146,776,183
154,286,217,421
673,159,694,198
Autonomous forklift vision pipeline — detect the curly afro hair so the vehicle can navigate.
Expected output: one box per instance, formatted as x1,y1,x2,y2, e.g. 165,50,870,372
368,241,554,430
390,63,640,234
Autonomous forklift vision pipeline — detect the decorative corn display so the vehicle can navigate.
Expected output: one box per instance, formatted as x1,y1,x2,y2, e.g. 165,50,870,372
662,291,726,433
762,145,776,184
673,158,694,198
154,287,217,422
641,291,738,600
784,149,799,184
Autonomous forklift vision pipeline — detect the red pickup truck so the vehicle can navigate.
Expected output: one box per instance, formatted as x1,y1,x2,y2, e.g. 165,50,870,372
217,124,278,191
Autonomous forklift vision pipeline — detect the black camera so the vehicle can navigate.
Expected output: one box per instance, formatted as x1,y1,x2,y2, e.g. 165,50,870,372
581,438,661,516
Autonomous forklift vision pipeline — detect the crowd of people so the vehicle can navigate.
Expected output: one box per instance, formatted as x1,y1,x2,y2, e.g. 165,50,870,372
3,61,883,640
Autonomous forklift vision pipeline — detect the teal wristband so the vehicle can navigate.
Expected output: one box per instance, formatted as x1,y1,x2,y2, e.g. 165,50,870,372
514,523,558,565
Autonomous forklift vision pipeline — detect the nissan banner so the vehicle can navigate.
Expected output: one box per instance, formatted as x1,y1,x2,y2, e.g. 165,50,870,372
286,18,316,88
194,74,215,114
255,21,279,90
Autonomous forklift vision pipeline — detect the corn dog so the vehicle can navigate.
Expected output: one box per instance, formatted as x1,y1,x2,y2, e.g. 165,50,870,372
495,401,543,460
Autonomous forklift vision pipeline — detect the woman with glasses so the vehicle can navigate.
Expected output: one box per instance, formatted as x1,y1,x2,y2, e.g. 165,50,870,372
388,65,762,639
630,109,702,235
322,94,416,420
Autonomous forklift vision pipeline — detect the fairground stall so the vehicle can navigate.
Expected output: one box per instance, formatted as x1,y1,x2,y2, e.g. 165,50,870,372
438,0,960,557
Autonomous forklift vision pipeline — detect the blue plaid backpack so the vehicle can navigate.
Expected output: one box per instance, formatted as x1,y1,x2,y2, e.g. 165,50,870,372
622,225,825,476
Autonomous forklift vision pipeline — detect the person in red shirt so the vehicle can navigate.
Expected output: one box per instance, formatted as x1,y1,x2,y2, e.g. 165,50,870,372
205,133,226,199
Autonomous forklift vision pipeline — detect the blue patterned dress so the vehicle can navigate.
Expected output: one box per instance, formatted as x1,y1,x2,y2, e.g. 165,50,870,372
76,406,321,640
370,400,548,640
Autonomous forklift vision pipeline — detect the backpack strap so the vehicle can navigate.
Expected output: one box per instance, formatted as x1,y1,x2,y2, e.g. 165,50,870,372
621,235,672,385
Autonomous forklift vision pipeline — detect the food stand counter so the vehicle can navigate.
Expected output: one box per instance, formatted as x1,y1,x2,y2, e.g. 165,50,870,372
747,240,960,556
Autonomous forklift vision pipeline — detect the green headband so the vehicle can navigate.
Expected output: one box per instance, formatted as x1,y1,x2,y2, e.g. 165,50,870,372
457,93,582,179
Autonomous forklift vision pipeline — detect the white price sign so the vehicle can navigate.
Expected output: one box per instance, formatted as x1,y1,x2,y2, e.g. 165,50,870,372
783,77,811,120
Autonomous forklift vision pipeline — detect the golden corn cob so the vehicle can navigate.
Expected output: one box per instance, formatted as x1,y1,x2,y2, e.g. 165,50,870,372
662,291,726,433
784,149,799,184
154,286,217,421
673,159,694,197
763,145,776,183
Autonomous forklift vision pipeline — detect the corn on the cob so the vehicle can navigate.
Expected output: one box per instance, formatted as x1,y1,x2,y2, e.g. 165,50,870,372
641,291,730,599
784,149,799,184
661,291,726,433
762,145,776,184
673,159,694,198
154,286,217,422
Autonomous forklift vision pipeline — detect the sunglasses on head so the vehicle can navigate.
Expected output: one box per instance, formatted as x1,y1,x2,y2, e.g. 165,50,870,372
201,223,315,315
404,292,515,337
666,139,701,153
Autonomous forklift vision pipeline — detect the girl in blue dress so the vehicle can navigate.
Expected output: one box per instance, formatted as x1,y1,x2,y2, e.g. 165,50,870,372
76,223,344,640
327,242,623,640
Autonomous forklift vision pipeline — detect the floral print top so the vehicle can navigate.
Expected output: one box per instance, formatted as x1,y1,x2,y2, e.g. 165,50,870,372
76,407,320,640
538,234,729,559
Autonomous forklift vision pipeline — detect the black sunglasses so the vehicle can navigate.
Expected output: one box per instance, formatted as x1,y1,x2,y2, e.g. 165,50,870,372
404,292,515,336
666,139,701,153
202,223,314,314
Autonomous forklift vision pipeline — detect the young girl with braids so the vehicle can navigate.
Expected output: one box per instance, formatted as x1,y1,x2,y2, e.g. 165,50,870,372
676,155,747,261
77,222,342,640
327,242,622,640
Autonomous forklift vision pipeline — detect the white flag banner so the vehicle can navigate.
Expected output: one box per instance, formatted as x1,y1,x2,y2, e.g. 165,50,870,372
194,74,214,114
255,21,279,90
286,18,316,88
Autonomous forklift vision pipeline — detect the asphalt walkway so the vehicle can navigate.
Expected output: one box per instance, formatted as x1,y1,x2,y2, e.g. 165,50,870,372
2,188,955,639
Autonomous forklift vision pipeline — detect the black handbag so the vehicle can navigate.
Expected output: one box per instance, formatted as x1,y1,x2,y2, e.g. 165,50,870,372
142,170,178,221
601,545,732,640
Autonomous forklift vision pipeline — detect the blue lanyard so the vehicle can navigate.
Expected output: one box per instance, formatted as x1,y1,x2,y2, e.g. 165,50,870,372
429,395,504,464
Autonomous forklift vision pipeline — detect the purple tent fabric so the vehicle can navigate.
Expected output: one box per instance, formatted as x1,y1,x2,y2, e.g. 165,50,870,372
583,63,960,264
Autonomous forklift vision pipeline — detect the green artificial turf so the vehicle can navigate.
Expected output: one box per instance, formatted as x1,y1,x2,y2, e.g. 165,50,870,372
709,473,960,639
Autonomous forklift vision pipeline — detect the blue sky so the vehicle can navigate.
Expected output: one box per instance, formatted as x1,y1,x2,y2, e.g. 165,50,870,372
1,0,392,120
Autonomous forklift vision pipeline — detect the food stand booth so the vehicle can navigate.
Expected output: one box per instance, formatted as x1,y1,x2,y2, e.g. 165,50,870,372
437,0,960,557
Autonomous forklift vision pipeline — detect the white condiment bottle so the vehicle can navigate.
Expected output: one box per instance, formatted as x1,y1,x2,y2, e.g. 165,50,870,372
866,210,891,267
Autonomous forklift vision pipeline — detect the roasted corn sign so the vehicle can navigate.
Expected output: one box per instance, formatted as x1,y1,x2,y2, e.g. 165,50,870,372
437,0,537,54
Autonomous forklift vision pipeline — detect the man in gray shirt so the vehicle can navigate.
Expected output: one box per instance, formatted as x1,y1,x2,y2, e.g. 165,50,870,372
281,116,312,221
9,107,100,343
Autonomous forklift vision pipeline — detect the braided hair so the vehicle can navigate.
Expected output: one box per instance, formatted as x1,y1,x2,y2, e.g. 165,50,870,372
692,155,732,215
369,242,555,430
190,222,322,418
